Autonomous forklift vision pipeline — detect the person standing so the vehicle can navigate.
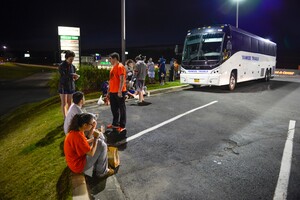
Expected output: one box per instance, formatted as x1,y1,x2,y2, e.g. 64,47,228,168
134,55,150,106
158,57,166,85
58,50,80,118
174,59,179,80
147,58,155,84
107,52,127,132
169,59,175,82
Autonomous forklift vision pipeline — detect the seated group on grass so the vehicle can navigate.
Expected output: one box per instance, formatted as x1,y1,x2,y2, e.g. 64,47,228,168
63,91,114,178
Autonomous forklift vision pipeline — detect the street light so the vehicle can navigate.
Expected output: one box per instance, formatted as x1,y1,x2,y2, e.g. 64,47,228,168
233,0,244,28
2,46,7,58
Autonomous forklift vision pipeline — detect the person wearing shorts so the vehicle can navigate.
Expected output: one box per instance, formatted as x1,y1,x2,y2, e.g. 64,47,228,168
58,50,80,118
147,58,155,84
134,55,151,106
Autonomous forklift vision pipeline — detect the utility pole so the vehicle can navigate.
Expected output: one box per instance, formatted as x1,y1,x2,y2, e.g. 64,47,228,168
236,0,239,28
121,0,126,63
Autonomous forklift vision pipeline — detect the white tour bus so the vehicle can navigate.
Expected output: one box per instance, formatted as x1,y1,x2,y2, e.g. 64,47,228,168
180,24,277,90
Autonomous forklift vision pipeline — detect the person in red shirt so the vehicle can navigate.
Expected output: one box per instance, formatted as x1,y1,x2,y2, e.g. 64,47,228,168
107,52,127,133
64,113,114,177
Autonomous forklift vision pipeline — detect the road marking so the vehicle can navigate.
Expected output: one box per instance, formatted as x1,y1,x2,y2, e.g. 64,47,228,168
115,100,218,146
273,120,296,200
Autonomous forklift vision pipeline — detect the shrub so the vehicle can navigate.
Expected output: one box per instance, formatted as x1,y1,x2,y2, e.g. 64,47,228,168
48,65,110,94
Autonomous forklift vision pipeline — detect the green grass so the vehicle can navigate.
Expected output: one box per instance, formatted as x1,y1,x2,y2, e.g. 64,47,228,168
0,62,56,80
0,96,72,200
0,78,184,199
146,80,186,90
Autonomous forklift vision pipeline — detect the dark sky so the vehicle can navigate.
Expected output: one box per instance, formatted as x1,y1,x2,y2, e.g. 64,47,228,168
1,0,299,67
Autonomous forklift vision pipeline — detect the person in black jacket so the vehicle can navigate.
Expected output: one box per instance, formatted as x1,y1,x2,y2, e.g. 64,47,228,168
58,50,80,118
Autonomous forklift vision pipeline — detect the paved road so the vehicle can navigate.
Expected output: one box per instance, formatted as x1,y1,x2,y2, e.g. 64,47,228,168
0,72,54,116
85,76,300,200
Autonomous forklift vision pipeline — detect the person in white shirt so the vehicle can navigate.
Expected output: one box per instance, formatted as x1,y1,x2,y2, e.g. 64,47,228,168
64,91,101,139
64,91,85,135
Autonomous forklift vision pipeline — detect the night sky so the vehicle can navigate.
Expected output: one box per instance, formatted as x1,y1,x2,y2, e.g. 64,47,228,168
0,0,299,67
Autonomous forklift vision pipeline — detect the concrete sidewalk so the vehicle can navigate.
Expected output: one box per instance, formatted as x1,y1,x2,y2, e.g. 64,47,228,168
72,84,190,200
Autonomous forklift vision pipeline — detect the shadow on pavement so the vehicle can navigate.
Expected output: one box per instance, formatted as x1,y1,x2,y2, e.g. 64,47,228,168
85,176,107,199
105,130,128,151
185,79,298,93
56,167,72,200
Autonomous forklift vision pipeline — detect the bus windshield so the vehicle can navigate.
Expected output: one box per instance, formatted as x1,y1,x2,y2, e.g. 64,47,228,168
182,32,224,62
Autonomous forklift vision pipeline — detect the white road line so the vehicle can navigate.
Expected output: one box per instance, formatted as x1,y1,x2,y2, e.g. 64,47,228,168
115,100,218,146
273,120,296,200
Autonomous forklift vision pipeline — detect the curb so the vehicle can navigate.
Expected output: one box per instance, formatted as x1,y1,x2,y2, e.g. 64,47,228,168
85,84,190,105
71,173,89,200
74,84,190,199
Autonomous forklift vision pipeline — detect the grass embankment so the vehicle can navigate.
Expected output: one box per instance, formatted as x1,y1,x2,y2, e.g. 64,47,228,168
0,75,183,199
0,97,70,200
0,62,55,80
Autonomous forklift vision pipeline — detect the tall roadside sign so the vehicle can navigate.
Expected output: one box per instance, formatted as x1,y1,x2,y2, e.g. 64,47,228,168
58,26,80,68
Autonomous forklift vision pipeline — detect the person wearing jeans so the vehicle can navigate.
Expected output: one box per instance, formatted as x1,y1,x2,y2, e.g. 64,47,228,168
107,52,127,133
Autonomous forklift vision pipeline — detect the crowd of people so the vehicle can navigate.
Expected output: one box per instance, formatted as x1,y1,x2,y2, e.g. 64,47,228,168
59,50,179,179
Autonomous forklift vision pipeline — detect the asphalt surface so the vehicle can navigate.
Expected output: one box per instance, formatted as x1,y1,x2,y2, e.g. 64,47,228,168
85,76,300,200
0,72,53,116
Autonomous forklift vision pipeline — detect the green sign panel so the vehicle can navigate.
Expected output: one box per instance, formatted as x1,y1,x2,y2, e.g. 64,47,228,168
100,61,111,65
60,35,79,40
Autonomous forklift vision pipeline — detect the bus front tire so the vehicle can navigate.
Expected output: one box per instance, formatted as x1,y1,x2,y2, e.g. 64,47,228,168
229,72,237,91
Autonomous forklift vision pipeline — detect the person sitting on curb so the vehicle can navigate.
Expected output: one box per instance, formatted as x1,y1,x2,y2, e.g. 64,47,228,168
63,91,100,138
64,113,114,178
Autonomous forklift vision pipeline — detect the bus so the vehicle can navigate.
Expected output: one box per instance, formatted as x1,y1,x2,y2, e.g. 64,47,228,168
179,24,276,90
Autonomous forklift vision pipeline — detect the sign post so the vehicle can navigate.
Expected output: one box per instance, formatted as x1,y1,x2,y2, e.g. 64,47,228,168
58,26,81,68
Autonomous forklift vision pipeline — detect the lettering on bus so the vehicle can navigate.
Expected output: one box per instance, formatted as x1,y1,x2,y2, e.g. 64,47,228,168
242,55,260,61
187,70,209,73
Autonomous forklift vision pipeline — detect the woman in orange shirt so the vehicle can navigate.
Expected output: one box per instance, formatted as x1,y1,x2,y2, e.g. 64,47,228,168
64,113,114,177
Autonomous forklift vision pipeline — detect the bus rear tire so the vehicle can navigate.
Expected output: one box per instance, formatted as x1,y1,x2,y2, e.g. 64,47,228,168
229,72,237,91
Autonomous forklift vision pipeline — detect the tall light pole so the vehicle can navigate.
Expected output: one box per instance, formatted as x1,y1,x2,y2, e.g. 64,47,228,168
234,0,243,28
121,0,126,64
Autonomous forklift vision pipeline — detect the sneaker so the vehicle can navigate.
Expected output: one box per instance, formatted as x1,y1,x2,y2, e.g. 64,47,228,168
117,127,126,133
106,168,115,177
138,101,151,106
95,168,115,178
107,124,119,129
